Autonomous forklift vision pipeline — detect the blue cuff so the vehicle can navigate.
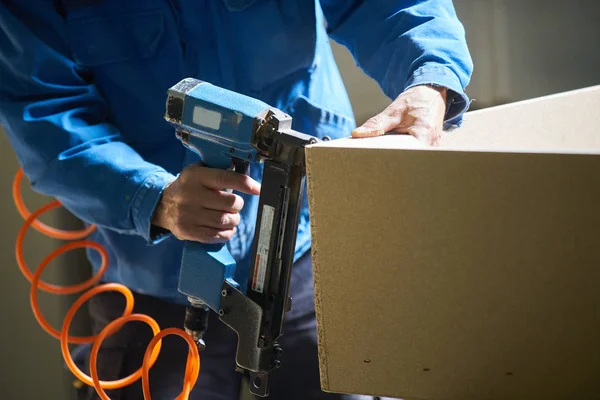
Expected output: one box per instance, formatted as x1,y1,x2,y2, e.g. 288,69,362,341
403,64,472,131
131,170,177,244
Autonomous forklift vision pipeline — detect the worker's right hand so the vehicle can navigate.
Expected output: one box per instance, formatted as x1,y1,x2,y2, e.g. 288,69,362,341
151,163,261,243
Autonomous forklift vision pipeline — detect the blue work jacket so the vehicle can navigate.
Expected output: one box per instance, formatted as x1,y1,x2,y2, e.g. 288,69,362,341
0,0,473,304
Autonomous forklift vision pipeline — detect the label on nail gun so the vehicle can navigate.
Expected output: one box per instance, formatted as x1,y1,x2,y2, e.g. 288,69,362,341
252,204,275,293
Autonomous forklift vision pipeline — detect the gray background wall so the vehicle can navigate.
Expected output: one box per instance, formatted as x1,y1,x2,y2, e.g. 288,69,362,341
1,1,599,399
339,0,600,124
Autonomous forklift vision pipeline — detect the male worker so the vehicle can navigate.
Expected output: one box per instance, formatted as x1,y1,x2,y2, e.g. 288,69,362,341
0,1,472,399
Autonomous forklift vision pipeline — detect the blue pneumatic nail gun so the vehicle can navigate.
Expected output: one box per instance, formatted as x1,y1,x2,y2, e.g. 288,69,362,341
164,78,321,397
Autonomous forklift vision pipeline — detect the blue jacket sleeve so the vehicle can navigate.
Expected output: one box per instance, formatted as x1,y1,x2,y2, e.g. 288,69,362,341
0,2,175,243
320,0,474,128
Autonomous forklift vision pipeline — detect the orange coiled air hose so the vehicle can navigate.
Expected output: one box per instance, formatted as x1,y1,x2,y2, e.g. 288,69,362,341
12,168,201,400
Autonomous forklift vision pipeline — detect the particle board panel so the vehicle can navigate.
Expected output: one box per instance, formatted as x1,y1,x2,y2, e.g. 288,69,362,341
305,85,600,400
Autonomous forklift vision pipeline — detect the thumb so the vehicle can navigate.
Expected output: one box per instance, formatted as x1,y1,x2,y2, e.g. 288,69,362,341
351,109,403,138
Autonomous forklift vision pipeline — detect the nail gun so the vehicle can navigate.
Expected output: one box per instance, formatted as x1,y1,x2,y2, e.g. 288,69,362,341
163,78,321,397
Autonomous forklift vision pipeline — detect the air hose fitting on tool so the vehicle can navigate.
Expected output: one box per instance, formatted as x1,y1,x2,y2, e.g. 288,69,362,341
12,168,201,400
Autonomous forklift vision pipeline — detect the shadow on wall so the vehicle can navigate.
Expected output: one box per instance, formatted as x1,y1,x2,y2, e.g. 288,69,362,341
0,128,92,400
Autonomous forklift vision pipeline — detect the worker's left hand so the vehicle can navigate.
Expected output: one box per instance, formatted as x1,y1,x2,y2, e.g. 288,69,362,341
351,84,447,146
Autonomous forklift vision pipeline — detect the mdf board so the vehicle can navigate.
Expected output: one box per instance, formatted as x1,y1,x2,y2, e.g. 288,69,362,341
304,85,600,400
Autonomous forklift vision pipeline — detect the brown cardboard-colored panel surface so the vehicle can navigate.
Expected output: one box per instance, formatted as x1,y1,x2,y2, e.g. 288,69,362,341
305,85,600,400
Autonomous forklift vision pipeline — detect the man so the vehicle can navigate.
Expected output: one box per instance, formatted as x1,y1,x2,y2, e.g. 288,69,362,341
0,0,473,399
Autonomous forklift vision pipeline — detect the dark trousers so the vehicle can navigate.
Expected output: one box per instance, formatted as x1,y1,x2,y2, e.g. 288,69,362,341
75,251,379,400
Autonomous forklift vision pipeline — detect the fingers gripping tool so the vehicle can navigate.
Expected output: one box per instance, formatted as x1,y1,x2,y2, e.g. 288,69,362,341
163,78,320,397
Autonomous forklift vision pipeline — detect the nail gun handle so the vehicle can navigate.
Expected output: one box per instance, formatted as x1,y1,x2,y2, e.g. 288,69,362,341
177,157,250,312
